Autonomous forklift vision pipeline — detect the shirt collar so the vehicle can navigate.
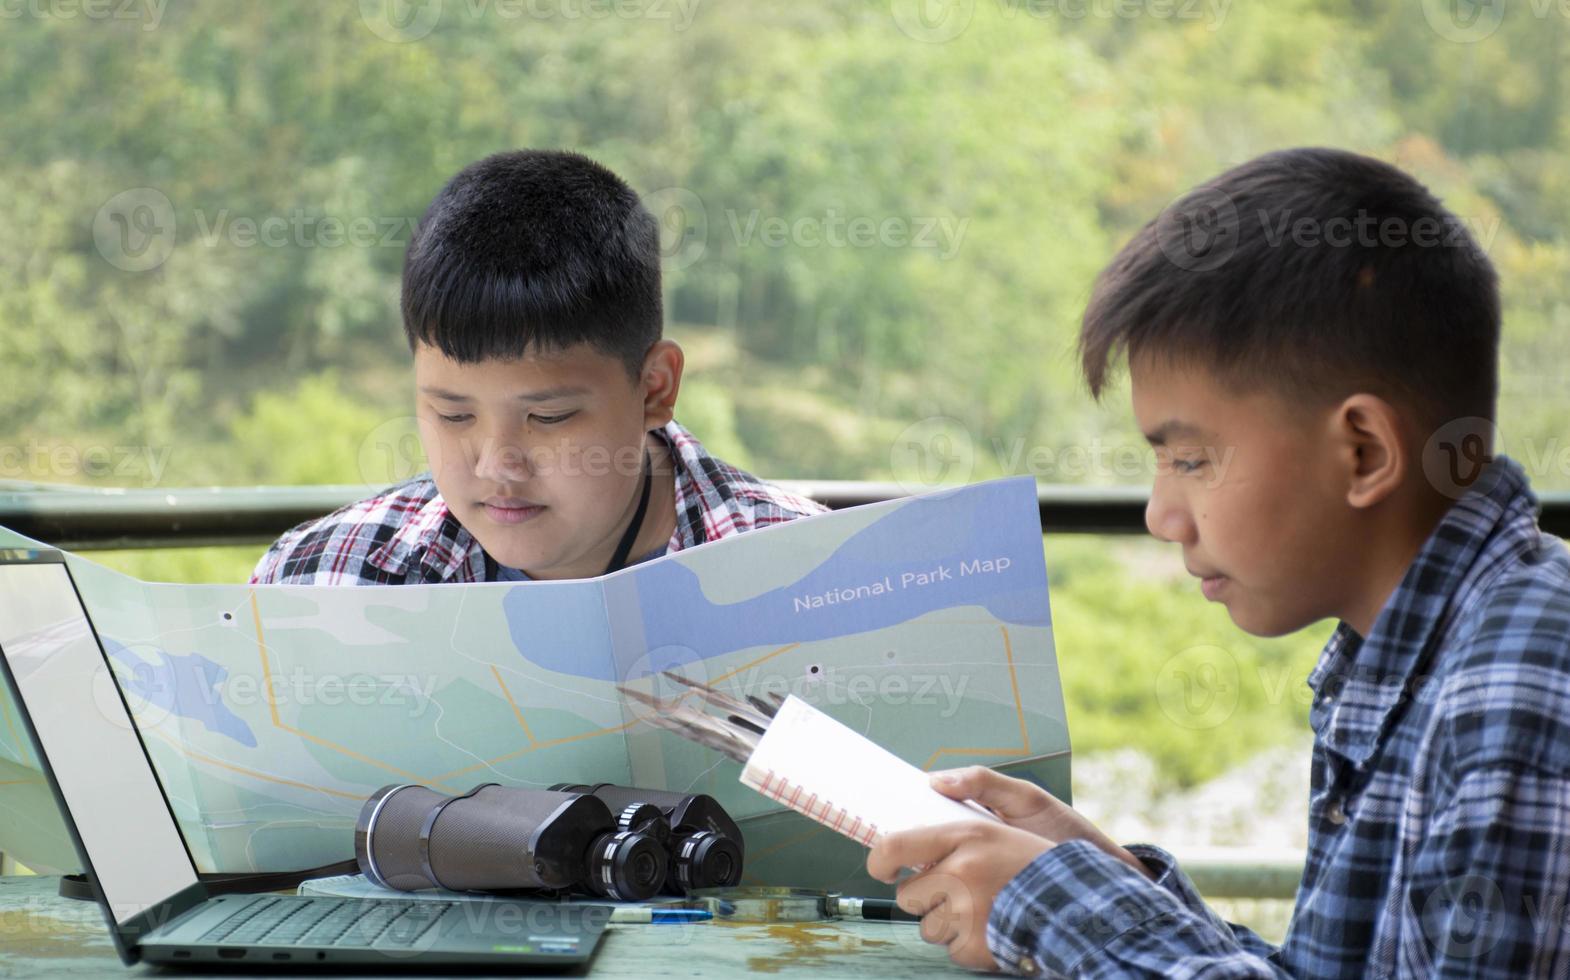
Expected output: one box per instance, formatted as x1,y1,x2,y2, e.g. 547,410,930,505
656,421,710,551
365,484,479,582
1308,455,1538,767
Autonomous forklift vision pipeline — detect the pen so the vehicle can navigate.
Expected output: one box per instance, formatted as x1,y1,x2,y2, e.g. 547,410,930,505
831,896,921,923
608,907,714,924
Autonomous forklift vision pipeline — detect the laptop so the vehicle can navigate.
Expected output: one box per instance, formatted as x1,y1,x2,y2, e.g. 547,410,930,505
0,548,610,970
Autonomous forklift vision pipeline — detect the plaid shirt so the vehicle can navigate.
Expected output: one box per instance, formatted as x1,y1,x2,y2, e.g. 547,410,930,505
989,455,1570,978
249,421,826,585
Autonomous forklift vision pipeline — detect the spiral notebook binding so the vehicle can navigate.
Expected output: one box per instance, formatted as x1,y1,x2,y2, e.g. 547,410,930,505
742,765,880,848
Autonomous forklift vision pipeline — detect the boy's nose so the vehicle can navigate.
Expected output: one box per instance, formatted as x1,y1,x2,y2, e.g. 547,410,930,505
1145,485,1195,545
470,433,534,483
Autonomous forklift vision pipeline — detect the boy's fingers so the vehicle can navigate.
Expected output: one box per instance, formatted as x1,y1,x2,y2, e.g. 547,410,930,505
898,871,981,949
866,822,980,883
917,900,961,946
896,875,948,918
897,869,967,916
930,765,1048,819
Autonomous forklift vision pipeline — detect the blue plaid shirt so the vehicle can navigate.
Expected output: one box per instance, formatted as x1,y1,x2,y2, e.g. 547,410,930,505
989,456,1570,978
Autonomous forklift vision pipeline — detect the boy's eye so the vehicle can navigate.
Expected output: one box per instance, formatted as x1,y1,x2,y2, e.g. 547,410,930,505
532,412,576,425
437,413,472,425
1152,449,1206,474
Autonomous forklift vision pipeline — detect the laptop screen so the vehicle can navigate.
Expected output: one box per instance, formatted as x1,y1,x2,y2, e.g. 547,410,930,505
0,560,200,925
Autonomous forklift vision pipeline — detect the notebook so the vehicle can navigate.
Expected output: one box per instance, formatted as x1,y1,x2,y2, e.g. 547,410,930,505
739,695,999,847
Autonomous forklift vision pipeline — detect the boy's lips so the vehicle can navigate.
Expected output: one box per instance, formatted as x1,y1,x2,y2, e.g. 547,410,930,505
481,499,546,525
1186,563,1229,601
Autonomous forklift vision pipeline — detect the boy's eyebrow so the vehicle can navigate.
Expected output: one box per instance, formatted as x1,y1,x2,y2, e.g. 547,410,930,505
1142,420,1212,446
418,385,591,403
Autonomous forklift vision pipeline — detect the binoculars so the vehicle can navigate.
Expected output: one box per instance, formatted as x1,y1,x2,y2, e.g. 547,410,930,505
550,782,745,894
355,782,744,901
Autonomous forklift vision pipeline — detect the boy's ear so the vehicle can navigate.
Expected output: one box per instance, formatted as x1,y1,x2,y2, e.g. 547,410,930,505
1330,393,1407,510
638,340,685,431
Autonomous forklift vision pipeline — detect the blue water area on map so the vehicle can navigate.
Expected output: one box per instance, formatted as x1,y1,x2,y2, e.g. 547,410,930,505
102,637,258,747
504,478,1051,681
500,576,616,680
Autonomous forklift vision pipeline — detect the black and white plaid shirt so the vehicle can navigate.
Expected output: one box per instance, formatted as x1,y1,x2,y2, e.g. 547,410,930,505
988,455,1570,978
250,421,826,585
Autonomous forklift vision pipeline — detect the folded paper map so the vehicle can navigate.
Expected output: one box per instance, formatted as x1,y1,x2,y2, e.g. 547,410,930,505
0,476,1068,894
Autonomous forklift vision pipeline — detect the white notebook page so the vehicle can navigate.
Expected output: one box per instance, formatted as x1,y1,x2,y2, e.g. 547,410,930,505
740,695,999,841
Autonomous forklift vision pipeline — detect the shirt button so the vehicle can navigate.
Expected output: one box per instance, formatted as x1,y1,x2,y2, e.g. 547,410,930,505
1017,956,1042,976
1326,799,1348,825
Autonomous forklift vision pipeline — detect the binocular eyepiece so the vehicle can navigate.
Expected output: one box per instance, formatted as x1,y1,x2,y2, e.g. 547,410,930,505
355,784,669,902
550,782,745,894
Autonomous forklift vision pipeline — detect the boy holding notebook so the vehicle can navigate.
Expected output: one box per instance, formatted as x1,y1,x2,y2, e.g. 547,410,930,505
251,150,823,585
870,148,1570,976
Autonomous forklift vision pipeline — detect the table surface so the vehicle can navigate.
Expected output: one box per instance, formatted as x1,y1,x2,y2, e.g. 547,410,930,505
0,876,971,978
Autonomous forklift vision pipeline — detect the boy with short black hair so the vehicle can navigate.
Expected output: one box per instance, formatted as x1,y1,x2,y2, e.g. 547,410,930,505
252,150,824,586
869,147,1570,977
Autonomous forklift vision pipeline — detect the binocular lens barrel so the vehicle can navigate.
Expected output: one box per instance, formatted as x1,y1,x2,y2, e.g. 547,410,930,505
672,829,743,892
551,782,745,892
614,801,672,846
356,784,668,901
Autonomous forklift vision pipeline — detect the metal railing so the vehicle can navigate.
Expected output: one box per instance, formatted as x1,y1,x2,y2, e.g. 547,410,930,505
1181,853,1304,902
2,479,1565,551
0,480,1154,550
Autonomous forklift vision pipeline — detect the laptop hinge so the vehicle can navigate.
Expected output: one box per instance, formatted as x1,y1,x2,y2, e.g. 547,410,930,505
113,881,213,961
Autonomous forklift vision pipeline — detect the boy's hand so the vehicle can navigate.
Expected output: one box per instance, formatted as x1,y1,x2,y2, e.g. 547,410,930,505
867,821,1053,972
931,765,1154,880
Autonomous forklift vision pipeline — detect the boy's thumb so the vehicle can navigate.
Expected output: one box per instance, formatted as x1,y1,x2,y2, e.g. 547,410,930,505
929,766,1043,820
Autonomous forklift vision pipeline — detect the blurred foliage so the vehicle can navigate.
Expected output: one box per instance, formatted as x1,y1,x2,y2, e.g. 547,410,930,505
4,2,1568,787
90,545,264,587
2,0,1565,492
1046,536,1330,789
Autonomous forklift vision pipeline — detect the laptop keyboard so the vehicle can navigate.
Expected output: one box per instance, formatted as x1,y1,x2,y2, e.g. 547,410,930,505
198,897,456,948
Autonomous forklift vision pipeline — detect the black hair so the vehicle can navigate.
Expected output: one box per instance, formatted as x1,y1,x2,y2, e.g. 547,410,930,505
401,149,663,376
1079,147,1501,432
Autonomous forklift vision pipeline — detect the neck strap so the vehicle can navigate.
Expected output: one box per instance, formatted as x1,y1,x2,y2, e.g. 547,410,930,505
604,448,654,575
